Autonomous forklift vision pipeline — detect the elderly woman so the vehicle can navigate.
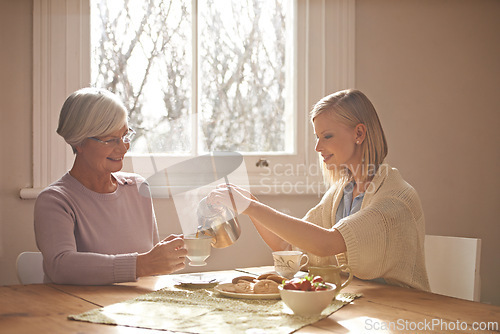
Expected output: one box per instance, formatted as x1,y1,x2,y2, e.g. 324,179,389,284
34,87,187,285
209,89,430,290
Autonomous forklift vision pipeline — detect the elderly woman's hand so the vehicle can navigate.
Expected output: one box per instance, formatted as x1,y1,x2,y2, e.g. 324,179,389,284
136,234,187,278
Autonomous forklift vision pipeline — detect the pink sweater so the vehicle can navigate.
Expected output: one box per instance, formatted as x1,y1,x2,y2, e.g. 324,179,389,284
34,172,160,285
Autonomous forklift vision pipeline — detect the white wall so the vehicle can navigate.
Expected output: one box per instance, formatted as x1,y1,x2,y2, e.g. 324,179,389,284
1,0,499,305
354,0,500,305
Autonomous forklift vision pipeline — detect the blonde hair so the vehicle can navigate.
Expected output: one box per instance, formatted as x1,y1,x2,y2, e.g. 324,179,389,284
56,88,128,153
310,89,388,186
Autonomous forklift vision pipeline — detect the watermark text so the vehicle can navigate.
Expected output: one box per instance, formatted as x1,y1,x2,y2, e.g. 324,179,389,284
365,318,498,332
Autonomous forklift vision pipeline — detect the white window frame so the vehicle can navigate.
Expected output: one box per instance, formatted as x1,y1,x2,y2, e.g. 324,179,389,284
21,0,355,199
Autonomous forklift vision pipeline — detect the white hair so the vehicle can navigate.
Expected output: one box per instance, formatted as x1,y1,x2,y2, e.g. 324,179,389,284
56,88,128,153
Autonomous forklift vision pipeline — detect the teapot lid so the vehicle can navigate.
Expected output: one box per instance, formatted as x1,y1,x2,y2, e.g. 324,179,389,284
197,197,227,219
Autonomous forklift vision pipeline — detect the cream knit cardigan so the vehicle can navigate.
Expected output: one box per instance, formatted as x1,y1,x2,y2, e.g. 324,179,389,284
299,163,430,291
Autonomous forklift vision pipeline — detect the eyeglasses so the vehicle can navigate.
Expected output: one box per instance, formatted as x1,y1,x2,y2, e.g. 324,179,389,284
88,128,136,146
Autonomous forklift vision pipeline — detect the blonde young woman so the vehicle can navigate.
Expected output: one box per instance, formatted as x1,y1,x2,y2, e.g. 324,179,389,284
208,89,429,290
34,88,187,285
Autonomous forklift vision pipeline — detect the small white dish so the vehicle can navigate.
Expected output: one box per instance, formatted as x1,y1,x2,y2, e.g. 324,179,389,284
279,283,337,315
172,273,219,287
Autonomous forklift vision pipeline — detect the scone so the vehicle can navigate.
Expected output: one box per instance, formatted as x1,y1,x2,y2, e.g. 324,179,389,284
231,276,256,284
234,280,254,293
265,274,286,284
220,284,237,293
257,273,273,280
253,279,279,294
257,273,286,284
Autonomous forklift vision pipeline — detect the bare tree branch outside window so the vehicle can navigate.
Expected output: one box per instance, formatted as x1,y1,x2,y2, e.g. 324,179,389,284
91,0,291,155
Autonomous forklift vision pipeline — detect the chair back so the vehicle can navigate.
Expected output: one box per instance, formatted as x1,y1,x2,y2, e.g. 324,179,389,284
424,235,481,301
16,251,44,284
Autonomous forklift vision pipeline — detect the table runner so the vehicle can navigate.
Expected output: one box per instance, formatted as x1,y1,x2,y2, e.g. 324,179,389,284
69,284,360,333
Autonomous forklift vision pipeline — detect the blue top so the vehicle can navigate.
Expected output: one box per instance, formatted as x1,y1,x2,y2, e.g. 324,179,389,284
335,181,365,223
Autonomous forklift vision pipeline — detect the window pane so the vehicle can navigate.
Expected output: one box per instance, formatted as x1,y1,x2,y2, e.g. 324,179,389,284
91,0,192,154
91,0,293,155
198,0,292,153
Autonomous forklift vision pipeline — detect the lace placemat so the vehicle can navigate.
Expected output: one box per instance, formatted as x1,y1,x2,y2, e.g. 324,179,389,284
69,285,361,334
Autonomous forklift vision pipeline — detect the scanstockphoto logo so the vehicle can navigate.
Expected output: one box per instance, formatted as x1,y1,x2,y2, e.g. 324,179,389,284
131,151,250,235
257,162,328,196
132,149,387,199
256,162,385,196
364,318,499,332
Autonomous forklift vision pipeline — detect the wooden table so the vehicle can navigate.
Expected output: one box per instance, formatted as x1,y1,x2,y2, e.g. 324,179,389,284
1,266,499,333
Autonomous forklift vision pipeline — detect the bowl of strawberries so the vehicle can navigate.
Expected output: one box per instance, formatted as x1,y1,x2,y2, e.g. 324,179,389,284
278,274,337,316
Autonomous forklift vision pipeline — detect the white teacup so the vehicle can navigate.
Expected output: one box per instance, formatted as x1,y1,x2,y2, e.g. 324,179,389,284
184,235,213,266
272,251,309,278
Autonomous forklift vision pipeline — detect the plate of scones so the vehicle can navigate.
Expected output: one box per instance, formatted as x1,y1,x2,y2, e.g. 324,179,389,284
215,273,286,299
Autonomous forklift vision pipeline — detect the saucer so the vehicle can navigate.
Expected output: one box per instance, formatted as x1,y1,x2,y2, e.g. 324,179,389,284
172,273,220,287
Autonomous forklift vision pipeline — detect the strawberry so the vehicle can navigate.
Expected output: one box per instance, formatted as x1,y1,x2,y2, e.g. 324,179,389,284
299,279,312,291
284,278,302,290
311,276,324,284
313,283,328,291
289,278,302,290
282,275,328,292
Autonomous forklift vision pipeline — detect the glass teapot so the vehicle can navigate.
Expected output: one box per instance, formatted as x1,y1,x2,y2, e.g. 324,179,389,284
196,196,241,248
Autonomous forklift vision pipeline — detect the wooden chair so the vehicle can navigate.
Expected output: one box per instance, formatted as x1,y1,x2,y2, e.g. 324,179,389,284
16,251,44,284
424,235,481,301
